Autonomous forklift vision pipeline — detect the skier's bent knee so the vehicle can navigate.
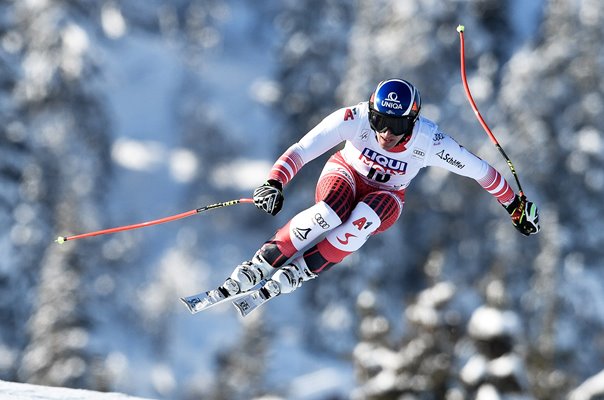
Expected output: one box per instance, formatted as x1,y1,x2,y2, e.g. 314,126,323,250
288,201,343,245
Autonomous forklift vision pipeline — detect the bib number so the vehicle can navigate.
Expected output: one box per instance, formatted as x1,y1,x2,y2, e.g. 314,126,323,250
367,167,390,183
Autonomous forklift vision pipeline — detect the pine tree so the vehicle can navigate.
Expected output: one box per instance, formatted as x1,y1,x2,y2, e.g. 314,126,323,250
3,0,111,388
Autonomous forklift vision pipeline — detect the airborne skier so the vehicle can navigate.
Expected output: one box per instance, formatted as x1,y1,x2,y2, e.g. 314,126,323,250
181,78,540,316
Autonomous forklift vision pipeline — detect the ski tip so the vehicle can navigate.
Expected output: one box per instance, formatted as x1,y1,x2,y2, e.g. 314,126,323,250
179,297,199,314
232,300,250,318
55,236,67,245
232,293,263,318
456,24,465,33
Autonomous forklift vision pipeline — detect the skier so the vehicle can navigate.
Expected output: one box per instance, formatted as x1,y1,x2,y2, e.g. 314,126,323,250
183,78,540,315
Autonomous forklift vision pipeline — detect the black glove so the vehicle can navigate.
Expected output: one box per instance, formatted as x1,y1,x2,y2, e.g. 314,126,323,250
253,179,284,216
504,195,540,236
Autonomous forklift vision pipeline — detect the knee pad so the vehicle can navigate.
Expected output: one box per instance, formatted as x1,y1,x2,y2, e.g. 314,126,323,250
325,202,381,253
361,191,403,233
287,201,342,251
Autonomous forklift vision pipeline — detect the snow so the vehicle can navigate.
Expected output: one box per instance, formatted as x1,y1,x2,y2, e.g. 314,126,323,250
0,380,154,400
210,158,272,190
467,306,521,340
101,4,127,40
570,370,604,400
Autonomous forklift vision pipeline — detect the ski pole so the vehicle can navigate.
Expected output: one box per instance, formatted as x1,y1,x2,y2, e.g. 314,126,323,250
55,198,253,244
456,25,524,197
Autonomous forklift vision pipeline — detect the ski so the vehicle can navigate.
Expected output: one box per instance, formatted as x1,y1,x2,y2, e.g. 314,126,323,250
232,280,281,317
180,279,268,314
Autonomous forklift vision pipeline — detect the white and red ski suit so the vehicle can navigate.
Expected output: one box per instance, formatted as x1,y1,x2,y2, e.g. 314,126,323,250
257,101,515,274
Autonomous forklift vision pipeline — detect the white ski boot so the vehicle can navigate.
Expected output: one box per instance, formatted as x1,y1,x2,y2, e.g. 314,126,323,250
232,259,317,317
224,254,273,294
180,254,273,314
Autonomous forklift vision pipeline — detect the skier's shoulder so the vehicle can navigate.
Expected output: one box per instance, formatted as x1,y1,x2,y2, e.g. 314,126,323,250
415,116,439,138
414,116,459,147
316,102,368,140
327,101,368,124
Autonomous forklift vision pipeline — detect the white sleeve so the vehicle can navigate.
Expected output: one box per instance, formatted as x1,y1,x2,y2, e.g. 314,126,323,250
425,132,516,203
267,108,351,185
426,133,489,179
296,108,349,164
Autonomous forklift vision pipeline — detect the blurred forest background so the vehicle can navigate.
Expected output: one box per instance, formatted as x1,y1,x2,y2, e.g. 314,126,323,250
1,0,603,399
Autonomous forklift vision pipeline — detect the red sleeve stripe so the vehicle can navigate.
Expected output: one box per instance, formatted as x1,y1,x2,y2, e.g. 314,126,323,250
269,169,289,184
272,160,295,182
268,147,304,185
287,148,304,170
478,166,515,204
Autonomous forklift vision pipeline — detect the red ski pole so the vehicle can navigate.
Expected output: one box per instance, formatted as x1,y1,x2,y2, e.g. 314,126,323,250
55,198,253,244
457,24,525,197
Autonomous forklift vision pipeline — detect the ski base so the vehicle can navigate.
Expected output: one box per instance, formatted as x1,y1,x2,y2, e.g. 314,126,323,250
180,279,267,314
232,280,281,317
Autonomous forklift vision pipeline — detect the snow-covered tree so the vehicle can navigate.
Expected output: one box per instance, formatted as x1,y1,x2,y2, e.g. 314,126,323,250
2,0,111,388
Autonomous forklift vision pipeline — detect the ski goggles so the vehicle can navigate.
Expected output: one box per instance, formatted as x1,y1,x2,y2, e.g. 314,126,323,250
369,110,416,136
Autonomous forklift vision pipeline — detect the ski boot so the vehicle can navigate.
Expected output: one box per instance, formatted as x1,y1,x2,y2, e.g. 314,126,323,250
233,259,317,317
180,254,273,314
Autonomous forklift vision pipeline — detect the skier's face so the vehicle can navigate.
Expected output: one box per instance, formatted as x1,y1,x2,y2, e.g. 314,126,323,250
376,128,401,150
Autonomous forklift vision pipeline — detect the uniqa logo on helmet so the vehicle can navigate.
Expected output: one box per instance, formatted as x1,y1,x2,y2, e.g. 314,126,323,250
380,92,404,111
369,79,421,126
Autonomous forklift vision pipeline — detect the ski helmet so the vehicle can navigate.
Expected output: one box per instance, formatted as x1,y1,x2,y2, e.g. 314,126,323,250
369,79,421,136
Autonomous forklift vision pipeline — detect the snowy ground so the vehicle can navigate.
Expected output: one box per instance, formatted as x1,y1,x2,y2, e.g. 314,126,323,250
0,380,154,400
